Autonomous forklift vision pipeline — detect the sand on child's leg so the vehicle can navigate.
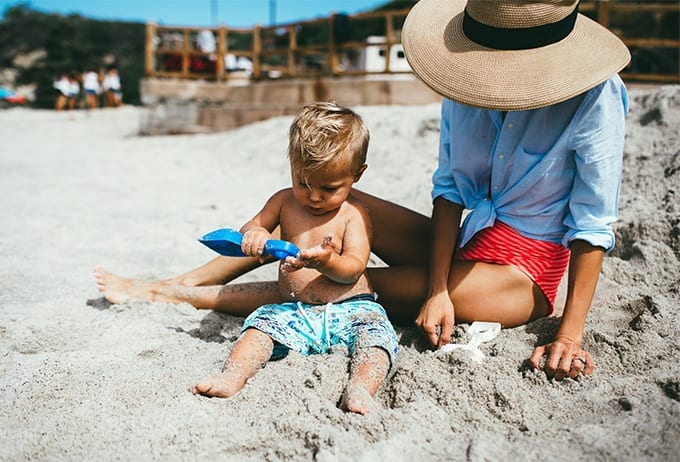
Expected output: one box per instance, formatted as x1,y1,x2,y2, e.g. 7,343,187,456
339,346,390,415
192,328,274,398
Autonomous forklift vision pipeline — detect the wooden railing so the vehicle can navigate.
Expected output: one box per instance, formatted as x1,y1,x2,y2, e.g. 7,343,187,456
144,2,679,84
579,1,679,82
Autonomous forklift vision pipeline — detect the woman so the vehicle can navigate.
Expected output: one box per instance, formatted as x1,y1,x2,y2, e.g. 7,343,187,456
96,0,630,381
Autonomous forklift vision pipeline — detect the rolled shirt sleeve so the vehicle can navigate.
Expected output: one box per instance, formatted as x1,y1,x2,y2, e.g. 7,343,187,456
563,76,628,252
431,99,464,206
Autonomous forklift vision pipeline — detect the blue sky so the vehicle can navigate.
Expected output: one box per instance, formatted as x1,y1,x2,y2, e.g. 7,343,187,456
0,0,388,27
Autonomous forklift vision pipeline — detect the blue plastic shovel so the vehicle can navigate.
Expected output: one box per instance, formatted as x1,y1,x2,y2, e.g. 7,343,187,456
198,228,300,260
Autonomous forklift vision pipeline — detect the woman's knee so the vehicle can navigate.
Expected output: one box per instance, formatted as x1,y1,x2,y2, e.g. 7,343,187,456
449,261,548,326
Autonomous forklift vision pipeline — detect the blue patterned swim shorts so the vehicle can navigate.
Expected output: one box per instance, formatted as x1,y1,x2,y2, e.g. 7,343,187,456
242,294,398,366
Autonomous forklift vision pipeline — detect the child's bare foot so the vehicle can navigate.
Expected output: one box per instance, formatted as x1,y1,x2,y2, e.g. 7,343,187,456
340,347,390,414
94,265,157,304
193,329,273,398
339,383,379,415
191,372,243,398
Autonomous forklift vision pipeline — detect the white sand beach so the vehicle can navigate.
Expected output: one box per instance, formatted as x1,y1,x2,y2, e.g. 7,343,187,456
0,85,678,460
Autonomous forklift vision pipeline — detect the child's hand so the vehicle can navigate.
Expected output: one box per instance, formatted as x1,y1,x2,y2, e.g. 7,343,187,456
241,228,272,259
281,235,335,272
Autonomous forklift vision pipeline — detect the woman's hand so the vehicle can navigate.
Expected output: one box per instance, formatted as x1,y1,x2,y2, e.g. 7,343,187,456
418,198,463,349
529,241,602,380
528,335,595,380
415,292,455,349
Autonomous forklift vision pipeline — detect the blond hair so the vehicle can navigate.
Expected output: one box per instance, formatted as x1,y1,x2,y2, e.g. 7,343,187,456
288,101,369,182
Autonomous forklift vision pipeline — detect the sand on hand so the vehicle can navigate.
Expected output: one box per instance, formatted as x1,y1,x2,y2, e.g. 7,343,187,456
0,86,678,460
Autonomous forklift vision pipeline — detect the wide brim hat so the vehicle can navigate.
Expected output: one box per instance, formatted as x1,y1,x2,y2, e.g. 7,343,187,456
402,0,631,111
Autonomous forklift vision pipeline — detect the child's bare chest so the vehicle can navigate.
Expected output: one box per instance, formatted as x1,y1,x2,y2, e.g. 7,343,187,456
279,207,348,251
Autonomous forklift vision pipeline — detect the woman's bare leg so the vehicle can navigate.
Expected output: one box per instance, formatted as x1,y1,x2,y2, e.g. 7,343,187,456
448,260,549,326
98,225,281,294
95,191,546,326
192,328,274,398
368,261,549,327
162,256,265,287
352,191,548,326
93,231,278,310
352,190,431,266
366,266,429,323
95,265,283,315
339,347,390,415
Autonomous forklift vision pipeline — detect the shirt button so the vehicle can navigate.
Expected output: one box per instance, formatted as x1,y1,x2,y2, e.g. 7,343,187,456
493,185,499,190
507,123,514,128
499,154,505,160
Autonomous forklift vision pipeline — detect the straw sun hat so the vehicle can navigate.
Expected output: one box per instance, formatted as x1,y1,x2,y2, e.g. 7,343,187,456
402,0,631,110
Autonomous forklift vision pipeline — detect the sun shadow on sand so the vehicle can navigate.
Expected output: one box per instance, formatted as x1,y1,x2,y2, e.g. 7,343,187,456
86,297,241,344
86,297,113,310
172,311,241,344
395,325,433,352
524,316,562,346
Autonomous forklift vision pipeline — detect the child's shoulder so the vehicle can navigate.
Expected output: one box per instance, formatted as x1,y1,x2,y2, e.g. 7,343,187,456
344,193,371,220
268,187,294,202
261,188,295,212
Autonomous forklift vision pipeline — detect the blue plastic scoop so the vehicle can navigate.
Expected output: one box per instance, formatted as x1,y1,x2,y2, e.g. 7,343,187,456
198,228,300,260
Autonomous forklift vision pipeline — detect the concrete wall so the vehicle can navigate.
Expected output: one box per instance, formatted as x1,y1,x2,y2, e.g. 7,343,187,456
139,75,441,135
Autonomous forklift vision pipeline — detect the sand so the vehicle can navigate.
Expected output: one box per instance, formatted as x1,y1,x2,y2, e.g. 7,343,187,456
0,85,678,461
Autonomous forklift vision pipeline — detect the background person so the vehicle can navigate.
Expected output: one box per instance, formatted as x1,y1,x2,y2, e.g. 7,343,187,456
82,67,101,110
53,72,70,111
102,66,122,107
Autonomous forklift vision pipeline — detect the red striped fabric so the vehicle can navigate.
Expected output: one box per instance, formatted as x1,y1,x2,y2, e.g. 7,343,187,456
455,220,570,314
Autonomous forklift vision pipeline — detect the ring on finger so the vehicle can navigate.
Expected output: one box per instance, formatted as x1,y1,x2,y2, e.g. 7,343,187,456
572,356,586,368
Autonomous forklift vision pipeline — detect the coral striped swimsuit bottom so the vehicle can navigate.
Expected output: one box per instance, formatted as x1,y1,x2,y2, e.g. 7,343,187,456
455,220,570,315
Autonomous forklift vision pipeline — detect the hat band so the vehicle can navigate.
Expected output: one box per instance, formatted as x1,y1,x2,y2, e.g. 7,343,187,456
462,5,579,50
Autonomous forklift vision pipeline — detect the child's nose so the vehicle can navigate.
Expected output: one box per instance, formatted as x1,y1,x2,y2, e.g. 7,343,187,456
308,188,323,202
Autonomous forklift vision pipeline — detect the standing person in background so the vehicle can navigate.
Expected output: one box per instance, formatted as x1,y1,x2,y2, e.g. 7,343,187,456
196,29,217,73
53,73,70,111
66,73,80,113
197,29,217,56
102,66,122,107
82,67,101,110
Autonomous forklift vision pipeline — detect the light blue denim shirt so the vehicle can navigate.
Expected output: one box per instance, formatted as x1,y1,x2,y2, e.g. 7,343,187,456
432,75,628,252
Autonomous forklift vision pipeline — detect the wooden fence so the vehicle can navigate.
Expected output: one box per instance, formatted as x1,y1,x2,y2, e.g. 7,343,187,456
144,2,679,84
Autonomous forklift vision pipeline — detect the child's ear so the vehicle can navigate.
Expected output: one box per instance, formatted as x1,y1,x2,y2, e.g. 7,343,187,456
353,164,368,182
